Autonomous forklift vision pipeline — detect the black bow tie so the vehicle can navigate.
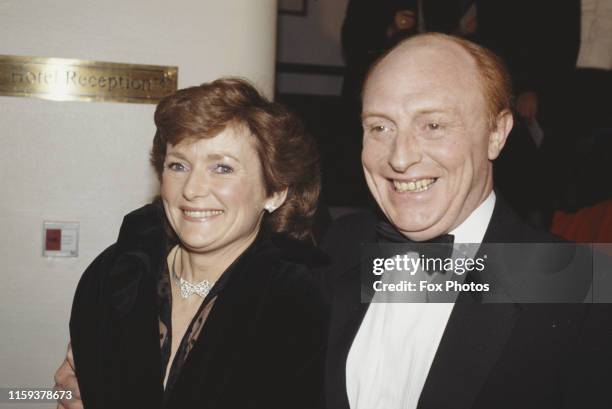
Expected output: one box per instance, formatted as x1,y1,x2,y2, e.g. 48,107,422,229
375,219,455,261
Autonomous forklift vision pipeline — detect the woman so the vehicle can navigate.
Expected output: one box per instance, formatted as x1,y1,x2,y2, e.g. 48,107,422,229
57,78,329,409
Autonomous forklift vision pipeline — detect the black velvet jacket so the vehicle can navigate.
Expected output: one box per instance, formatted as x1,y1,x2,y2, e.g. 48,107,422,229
69,203,330,409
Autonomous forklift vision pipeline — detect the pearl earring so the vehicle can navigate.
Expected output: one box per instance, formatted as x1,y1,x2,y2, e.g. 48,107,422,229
265,204,275,213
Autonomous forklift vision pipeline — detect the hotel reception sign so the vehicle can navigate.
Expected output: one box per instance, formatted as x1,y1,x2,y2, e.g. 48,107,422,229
0,55,178,104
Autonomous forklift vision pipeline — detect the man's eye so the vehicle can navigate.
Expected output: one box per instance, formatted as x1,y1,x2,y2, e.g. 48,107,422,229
427,122,441,130
213,164,234,174
167,162,187,172
371,125,387,132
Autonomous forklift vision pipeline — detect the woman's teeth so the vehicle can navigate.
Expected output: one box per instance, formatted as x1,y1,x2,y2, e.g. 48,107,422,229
183,210,224,218
393,178,436,193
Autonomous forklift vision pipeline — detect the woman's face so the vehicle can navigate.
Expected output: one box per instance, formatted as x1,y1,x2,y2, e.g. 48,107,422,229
161,126,271,256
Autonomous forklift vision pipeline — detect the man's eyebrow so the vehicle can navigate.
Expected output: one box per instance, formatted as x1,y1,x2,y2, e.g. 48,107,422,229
361,108,457,121
414,108,455,116
361,111,394,121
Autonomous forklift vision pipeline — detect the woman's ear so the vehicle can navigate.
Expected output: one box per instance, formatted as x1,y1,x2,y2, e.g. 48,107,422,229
488,109,513,160
264,188,288,213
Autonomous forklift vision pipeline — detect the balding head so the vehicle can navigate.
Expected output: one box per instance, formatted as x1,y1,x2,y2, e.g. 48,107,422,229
360,33,514,241
365,33,512,131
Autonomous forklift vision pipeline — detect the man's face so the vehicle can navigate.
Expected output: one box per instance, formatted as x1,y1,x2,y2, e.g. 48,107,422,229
361,39,510,241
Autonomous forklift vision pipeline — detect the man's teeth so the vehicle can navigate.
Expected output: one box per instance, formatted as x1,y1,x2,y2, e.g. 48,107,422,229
183,210,224,218
393,178,436,193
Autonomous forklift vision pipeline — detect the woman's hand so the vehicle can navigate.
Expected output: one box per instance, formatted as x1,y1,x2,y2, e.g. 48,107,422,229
53,342,82,409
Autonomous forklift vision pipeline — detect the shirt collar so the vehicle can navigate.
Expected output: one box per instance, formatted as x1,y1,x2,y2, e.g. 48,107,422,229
450,191,496,244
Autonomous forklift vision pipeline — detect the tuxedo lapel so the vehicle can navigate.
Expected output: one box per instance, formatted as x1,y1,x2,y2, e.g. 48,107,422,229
418,196,524,408
418,294,520,408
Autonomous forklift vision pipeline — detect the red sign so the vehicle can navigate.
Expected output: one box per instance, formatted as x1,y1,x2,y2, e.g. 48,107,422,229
45,229,61,251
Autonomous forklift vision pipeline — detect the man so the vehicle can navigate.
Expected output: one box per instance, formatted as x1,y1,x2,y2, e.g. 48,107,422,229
323,33,611,409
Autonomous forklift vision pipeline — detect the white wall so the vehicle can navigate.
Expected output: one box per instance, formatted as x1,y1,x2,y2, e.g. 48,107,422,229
0,1,277,407
276,0,348,95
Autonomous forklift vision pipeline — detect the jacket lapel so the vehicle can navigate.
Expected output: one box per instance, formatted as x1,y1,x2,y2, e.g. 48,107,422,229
417,294,520,408
418,196,523,408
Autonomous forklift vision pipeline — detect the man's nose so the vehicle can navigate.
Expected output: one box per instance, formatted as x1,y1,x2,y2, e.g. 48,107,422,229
388,131,422,173
183,168,211,200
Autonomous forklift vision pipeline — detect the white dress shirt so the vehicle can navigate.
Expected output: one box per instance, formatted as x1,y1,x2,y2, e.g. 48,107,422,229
346,192,496,409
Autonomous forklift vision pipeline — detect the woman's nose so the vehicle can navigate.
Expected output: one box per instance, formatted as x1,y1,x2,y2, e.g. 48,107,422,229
182,168,210,200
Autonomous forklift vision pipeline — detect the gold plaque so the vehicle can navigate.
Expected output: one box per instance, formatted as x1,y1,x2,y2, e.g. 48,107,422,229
0,55,178,104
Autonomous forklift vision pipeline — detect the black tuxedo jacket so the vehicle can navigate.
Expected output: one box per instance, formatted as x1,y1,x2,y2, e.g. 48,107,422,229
321,197,612,409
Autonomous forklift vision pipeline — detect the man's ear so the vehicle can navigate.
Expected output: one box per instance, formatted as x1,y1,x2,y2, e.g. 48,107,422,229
488,109,513,160
264,188,288,213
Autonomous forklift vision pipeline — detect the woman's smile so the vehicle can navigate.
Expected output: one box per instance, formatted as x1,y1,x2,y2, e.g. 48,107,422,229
181,207,225,221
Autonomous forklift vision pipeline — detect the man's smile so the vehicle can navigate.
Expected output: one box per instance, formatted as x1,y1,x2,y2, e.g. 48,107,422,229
391,178,438,193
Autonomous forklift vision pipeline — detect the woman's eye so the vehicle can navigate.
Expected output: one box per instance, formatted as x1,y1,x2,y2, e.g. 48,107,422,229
213,164,234,174
427,122,441,131
167,162,187,172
